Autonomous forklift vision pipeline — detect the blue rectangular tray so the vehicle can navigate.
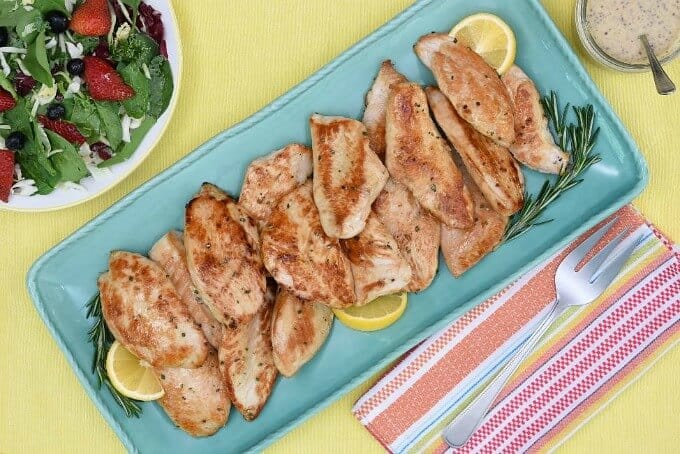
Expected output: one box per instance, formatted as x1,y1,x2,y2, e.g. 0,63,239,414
26,0,648,452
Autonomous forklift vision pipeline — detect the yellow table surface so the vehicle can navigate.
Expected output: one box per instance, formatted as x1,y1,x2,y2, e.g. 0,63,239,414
1,1,679,452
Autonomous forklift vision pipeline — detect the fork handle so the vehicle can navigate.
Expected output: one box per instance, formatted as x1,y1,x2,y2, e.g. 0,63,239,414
443,299,564,448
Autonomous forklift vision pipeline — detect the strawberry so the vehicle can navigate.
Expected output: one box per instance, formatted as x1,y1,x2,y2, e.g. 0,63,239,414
0,149,15,203
38,115,87,145
83,56,135,101
69,0,112,37
0,88,16,112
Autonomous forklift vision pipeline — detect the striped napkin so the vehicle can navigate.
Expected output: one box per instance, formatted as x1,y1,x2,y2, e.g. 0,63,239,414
353,205,680,453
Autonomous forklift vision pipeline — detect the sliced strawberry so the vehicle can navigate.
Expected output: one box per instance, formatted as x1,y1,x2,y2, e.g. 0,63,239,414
0,149,15,203
83,56,135,101
38,115,87,145
0,88,16,112
70,0,112,37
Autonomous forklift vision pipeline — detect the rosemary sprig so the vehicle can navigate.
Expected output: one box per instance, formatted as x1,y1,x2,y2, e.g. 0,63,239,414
86,293,142,418
502,91,602,242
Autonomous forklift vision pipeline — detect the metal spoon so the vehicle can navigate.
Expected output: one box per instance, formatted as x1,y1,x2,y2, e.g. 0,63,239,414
639,34,676,95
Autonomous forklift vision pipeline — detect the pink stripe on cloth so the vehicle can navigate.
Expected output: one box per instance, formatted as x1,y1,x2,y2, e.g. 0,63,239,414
457,261,680,453
354,206,680,453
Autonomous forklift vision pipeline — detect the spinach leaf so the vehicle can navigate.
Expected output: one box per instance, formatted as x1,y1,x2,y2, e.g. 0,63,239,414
46,130,88,182
17,150,60,194
33,0,69,15
14,8,44,44
148,56,172,118
95,101,123,150
99,116,154,167
71,97,101,140
0,6,37,28
118,64,149,118
3,100,32,136
0,72,17,99
111,32,159,66
24,31,53,87
15,123,61,194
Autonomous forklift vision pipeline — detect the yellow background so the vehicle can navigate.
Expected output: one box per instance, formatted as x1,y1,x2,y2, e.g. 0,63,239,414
1,1,679,452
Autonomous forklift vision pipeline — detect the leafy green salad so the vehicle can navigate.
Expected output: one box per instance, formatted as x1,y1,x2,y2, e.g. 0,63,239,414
0,0,173,201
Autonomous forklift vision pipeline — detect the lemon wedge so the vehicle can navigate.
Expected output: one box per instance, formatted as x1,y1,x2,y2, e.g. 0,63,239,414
449,13,516,74
105,341,165,401
333,292,407,332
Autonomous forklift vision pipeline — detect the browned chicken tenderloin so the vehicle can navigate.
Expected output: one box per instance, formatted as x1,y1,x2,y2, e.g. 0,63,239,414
372,178,440,292
218,285,277,421
502,65,569,174
98,251,209,368
238,144,313,222
426,86,524,216
414,33,515,148
154,351,230,436
185,183,267,324
440,156,508,277
261,181,356,308
150,231,223,349
310,114,389,239
385,82,474,229
362,60,408,160
341,211,412,305
271,288,334,377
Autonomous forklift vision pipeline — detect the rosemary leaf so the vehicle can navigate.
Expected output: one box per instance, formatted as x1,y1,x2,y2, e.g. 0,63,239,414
503,92,601,243
85,293,143,417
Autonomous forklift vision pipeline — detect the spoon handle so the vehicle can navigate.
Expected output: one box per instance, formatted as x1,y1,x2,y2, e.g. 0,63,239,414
639,34,676,95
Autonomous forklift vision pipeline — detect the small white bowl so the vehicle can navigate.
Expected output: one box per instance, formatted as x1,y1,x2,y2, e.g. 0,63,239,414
2,0,182,212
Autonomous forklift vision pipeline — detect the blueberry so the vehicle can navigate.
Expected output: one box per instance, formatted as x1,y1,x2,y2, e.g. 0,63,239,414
6,132,26,151
67,58,85,77
45,11,69,34
46,103,66,120
0,27,8,47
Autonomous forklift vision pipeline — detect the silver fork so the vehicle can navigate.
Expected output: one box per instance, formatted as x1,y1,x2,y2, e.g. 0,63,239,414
443,218,642,448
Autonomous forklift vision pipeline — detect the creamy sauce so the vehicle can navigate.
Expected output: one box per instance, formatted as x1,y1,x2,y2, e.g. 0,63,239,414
586,0,680,64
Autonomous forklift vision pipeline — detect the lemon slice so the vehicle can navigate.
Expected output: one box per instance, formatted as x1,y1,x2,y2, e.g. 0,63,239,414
333,292,407,332
106,341,165,401
449,13,516,74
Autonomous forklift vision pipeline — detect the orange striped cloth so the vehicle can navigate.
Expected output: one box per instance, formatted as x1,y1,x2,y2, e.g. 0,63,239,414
353,206,680,453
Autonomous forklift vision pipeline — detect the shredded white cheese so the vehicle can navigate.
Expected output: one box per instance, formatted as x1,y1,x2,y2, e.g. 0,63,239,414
0,47,28,54
45,36,58,51
66,41,83,59
114,23,131,46
21,0,35,6
0,135,5,149
129,116,144,130
141,63,151,79
66,75,82,96
115,0,133,24
0,52,11,76
58,34,66,54
47,148,64,157
14,164,22,181
35,84,58,105
11,179,38,196
121,114,132,143
35,123,52,153
107,6,117,45
86,163,112,181
15,57,31,77
58,181,87,192
64,0,76,14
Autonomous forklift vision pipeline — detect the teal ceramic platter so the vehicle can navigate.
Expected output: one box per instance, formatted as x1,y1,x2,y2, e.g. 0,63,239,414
26,0,648,452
